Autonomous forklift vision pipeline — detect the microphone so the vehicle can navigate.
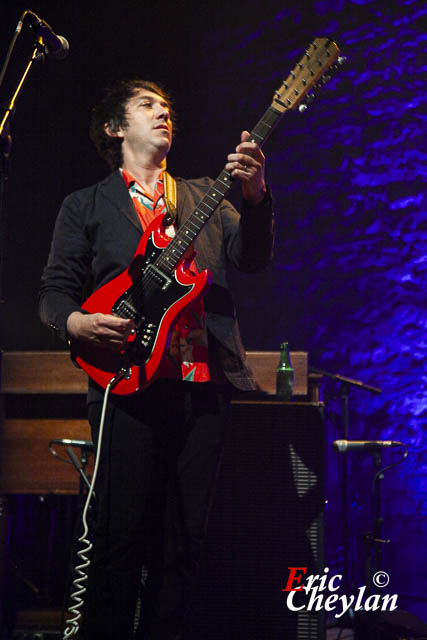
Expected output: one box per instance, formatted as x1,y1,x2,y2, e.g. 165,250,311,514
27,12,69,59
49,438,94,450
333,439,404,452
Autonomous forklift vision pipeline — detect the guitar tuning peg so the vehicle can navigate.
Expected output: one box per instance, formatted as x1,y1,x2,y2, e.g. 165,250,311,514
298,93,315,113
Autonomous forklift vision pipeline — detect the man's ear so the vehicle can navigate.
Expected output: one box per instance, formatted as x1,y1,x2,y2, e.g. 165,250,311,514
104,122,123,138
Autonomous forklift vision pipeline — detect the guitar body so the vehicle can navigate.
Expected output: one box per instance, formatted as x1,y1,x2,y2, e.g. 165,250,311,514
72,213,211,395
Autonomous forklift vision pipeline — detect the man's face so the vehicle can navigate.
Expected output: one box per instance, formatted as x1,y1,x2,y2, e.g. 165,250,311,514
111,88,173,159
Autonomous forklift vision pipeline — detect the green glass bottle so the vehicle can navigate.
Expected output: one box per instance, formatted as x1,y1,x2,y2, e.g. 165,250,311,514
276,342,294,400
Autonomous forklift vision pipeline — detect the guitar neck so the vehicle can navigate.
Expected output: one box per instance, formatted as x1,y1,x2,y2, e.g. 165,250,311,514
154,38,342,276
155,104,284,276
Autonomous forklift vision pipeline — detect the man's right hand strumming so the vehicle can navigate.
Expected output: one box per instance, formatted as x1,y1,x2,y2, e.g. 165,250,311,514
67,311,135,350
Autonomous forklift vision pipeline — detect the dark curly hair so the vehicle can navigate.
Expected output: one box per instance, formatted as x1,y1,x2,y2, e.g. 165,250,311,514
89,78,175,171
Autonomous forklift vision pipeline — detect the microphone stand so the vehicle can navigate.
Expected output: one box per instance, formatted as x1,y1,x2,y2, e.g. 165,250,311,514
0,34,47,301
66,446,94,497
363,450,389,592
363,445,408,594
48,440,94,503
310,367,382,617
0,126,10,304
341,381,351,600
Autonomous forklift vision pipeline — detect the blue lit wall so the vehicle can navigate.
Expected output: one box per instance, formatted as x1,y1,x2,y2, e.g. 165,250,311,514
215,0,426,619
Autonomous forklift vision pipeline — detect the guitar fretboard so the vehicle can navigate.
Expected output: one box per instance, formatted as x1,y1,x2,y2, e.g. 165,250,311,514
152,37,341,276
154,104,283,276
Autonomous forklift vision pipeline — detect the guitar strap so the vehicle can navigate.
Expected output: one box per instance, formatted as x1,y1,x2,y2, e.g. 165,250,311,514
163,171,177,222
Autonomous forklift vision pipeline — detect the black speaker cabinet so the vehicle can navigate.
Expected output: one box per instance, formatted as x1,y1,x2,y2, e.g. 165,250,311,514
190,400,325,640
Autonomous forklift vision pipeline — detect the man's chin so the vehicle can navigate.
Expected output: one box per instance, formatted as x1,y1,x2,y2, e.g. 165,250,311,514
157,138,172,154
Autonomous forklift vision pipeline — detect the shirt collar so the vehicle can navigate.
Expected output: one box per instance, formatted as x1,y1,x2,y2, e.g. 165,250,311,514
120,168,164,198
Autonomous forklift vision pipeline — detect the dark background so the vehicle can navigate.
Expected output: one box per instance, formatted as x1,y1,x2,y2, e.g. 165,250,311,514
1,0,425,623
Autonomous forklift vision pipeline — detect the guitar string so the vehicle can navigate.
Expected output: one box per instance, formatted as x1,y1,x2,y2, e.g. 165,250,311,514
115,67,321,322
123,42,331,315
97,43,339,370
121,174,231,310
154,109,279,273
115,106,282,327
112,45,338,364
154,107,281,273
119,42,330,321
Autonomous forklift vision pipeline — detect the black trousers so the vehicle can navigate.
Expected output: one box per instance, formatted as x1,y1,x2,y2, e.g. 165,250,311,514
82,379,231,640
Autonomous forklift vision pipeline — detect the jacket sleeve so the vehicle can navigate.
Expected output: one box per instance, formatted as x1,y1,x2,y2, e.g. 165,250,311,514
220,186,274,273
39,191,92,343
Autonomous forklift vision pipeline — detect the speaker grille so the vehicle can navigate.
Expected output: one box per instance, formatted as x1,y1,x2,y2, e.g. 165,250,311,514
190,402,325,640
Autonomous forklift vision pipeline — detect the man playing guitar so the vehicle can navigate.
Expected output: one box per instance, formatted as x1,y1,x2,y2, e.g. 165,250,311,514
39,78,274,639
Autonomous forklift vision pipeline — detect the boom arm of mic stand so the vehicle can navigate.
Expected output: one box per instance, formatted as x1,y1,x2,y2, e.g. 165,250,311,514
309,367,382,395
0,39,46,303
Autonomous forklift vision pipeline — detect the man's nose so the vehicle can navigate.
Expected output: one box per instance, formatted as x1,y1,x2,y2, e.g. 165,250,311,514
156,104,170,120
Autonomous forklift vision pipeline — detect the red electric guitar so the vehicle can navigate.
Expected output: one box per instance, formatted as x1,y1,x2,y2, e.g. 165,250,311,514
71,38,343,395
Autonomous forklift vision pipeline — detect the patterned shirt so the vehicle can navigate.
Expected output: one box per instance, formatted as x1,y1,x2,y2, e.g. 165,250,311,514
121,169,211,382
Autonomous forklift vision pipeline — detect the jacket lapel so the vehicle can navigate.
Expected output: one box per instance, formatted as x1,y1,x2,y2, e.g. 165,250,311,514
98,170,142,233
175,178,189,225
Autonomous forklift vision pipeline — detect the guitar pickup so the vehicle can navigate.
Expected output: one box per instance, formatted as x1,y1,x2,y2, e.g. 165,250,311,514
113,299,143,324
145,264,172,290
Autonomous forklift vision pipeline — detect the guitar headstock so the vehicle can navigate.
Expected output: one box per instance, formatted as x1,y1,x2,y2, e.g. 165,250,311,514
272,38,344,113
